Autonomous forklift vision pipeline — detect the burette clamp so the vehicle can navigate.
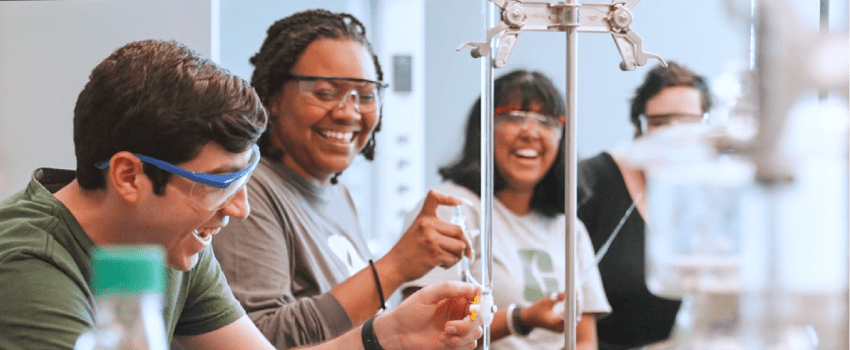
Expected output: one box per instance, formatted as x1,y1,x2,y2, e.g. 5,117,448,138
469,288,497,326
457,0,667,70
451,205,496,325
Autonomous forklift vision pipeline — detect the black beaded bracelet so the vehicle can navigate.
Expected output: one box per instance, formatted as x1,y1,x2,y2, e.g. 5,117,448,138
368,259,386,310
361,316,386,350
512,305,532,336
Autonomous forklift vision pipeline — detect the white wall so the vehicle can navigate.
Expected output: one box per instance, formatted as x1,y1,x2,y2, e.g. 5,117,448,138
217,0,368,83
0,0,213,199
371,0,427,255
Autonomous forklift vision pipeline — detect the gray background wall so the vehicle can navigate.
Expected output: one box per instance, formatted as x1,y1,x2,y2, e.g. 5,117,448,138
0,0,213,198
217,0,372,83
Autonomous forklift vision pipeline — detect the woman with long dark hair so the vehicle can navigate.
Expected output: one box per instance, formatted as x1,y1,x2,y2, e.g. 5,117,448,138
402,69,611,350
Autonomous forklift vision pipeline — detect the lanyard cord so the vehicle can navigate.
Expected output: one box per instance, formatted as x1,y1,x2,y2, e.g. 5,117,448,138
455,191,644,283
593,192,644,266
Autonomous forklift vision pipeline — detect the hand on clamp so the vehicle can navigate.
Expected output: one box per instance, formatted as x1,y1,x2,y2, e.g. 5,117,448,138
469,290,498,327
449,206,496,326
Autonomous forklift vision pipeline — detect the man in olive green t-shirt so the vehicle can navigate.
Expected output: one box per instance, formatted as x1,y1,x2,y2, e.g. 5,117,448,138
0,168,246,348
0,39,483,350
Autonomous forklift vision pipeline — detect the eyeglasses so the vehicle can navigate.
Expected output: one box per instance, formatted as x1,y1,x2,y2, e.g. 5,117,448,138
95,144,261,211
495,110,563,140
288,74,388,115
639,113,709,134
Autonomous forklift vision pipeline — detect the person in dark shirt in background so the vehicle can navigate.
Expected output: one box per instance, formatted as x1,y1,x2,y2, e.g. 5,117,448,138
577,61,714,350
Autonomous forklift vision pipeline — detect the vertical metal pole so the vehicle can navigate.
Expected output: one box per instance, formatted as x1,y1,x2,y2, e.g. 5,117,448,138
563,1,579,350
841,6,850,349
819,0,829,102
754,1,782,344
749,0,757,70
840,2,850,349
480,1,496,349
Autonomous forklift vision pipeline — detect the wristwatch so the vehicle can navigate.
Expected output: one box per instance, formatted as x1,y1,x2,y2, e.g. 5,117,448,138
361,316,386,350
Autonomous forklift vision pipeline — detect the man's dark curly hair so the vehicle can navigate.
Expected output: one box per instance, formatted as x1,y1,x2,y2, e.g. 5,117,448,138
74,39,267,194
249,9,384,184
629,61,713,138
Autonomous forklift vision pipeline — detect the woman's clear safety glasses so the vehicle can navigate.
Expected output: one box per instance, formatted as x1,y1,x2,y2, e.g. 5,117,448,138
95,144,261,211
495,109,564,140
288,74,388,115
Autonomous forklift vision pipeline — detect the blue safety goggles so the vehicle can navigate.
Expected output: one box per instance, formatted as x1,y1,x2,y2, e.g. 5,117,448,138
96,144,261,210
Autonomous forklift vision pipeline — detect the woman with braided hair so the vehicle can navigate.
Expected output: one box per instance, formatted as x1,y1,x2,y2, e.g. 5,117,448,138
212,9,475,349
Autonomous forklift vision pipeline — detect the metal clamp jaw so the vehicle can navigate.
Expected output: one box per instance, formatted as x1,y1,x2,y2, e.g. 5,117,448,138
457,0,667,70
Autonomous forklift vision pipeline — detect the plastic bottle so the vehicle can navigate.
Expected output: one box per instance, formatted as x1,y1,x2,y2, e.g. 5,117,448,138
74,245,168,350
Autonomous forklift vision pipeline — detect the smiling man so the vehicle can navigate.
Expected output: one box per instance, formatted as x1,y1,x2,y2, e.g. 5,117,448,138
0,39,268,349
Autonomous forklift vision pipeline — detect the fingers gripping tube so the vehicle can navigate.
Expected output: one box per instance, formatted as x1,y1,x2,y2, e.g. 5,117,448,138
451,206,477,284
451,206,497,326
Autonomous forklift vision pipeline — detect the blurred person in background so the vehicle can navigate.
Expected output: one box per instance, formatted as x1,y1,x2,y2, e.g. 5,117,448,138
577,61,714,350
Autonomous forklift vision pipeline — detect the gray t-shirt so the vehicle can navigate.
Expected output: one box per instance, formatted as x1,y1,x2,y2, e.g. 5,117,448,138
402,181,612,350
212,158,373,349
0,168,245,350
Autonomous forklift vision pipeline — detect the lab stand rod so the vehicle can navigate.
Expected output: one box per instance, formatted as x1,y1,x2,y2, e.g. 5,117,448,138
819,0,829,102
563,1,579,349
479,1,496,349
458,2,666,349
